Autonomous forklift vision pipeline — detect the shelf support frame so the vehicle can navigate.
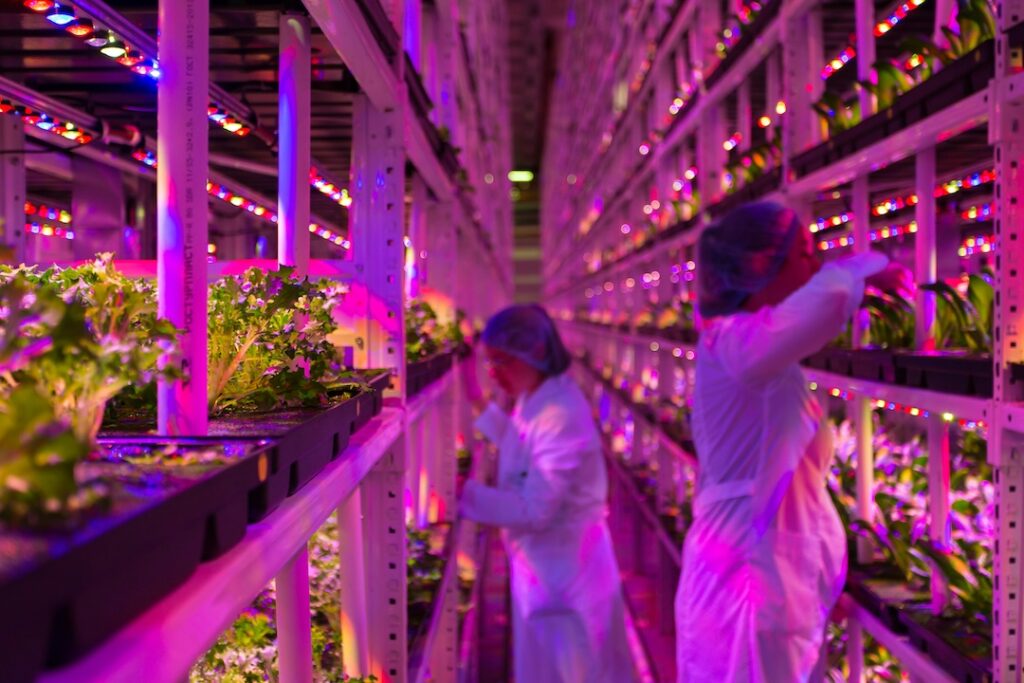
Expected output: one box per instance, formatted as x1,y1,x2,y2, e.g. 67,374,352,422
156,0,209,435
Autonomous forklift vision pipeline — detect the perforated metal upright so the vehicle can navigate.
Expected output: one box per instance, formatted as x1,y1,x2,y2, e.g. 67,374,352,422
343,77,409,683
363,439,411,683
0,114,25,263
349,93,407,389
991,3,1024,679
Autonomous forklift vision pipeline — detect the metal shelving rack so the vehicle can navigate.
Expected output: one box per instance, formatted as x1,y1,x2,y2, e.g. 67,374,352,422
0,0,512,682
545,0,1024,681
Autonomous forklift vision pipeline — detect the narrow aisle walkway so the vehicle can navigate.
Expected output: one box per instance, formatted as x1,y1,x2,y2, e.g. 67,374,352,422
607,455,679,683
476,528,511,682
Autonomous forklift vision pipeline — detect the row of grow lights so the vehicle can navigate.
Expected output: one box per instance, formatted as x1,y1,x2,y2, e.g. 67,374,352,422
22,0,258,138
820,0,930,79
817,222,996,254
0,98,94,145
809,381,986,431
206,181,351,249
22,0,161,80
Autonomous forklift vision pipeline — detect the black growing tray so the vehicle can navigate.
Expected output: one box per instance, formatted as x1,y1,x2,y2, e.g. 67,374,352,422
898,607,993,683
102,387,381,519
406,352,454,399
0,438,275,683
658,327,699,344
847,348,902,384
353,370,392,431
802,347,853,376
895,352,993,397
708,167,783,219
845,566,928,633
208,395,359,511
703,0,782,91
792,42,994,178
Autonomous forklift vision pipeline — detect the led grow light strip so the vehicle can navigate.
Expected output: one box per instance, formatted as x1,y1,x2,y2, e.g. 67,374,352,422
808,379,985,431
961,203,993,223
23,1,161,80
26,221,74,240
715,2,764,56
1,98,95,145
875,0,928,36
817,220,918,251
872,192,919,217
821,46,856,80
809,212,853,233
205,181,350,249
819,1,929,80
309,168,353,207
811,169,996,237
23,2,261,138
958,234,994,257
207,105,250,138
935,168,996,196
131,147,352,245
25,201,71,224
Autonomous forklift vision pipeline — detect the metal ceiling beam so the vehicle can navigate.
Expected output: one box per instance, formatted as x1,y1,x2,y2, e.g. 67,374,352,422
301,0,400,110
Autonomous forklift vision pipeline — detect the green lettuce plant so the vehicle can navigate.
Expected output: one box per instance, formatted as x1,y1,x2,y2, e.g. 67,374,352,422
191,515,379,683
901,0,995,71
814,0,994,139
406,300,442,362
0,260,178,523
207,267,355,415
0,255,179,440
921,273,993,353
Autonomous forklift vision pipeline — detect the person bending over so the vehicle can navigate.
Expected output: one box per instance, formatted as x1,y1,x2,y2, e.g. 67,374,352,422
460,304,636,683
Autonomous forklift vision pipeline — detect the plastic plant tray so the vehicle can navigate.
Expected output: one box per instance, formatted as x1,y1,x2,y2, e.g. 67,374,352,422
0,437,275,683
792,42,994,178
845,566,928,634
352,370,392,431
702,0,782,91
846,348,903,384
208,394,359,506
102,388,383,517
894,352,992,398
898,606,993,683
406,352,454,399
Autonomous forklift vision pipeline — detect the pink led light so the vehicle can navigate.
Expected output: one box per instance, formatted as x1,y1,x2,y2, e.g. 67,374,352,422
959,234,995,257
821,46,856,80
874,0,927,36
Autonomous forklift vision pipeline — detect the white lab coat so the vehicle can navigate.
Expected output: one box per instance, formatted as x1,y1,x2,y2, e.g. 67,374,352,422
461,372,636,683
676,254,887,683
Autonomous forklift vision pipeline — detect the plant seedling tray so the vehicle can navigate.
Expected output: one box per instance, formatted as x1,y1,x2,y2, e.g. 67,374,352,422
845,567,928,633
658,327,698,344
847,348,902,384
208,394,359,511
352,370,392,431
894,352,993,397
703,0,782,91
792,42,994,178
708,168,783,219
801,347,853,376
0,438,274,682
898,607,993,683
406,352,454,399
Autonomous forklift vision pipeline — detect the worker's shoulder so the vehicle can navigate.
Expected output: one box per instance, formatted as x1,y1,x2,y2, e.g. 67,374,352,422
530,383,594,428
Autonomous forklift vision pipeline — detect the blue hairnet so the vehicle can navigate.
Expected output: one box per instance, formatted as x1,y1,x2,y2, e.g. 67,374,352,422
697,201,801,318
482,304,572,376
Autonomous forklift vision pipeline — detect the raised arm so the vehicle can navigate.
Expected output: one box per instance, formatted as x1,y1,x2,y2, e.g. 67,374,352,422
713,252,888,384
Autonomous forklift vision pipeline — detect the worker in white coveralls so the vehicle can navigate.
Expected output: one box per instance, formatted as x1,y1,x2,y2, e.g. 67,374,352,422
676,201,905,682
459,304,636,683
